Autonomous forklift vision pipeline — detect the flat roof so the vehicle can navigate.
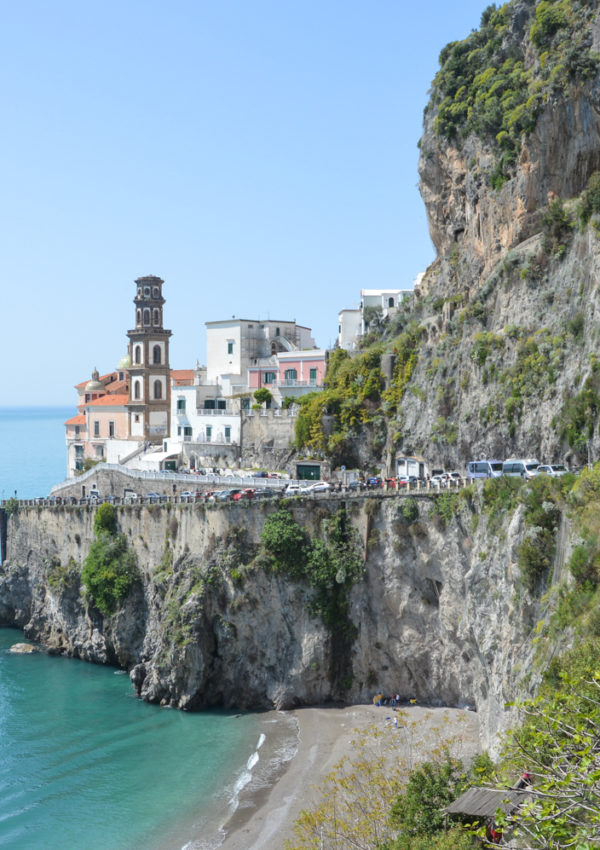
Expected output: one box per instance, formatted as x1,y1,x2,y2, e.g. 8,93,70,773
205,319,310,330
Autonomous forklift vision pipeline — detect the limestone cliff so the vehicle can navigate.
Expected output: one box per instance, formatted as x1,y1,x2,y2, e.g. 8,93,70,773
398,0,600,471
0,492,575,753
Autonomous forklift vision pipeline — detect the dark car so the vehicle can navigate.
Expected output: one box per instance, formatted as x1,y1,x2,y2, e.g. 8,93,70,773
366,476,383,489
253,488,278,499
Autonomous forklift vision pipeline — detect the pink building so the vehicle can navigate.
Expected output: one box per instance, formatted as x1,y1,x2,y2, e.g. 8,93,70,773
248,349,326,401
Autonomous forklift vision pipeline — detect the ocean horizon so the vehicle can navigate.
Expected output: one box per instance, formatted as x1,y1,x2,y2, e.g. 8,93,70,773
0,406,72,500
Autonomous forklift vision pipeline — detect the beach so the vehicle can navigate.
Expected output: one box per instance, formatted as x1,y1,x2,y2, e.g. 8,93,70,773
219,703,480,850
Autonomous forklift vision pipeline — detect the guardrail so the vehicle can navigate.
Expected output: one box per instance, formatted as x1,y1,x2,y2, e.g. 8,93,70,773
1,477,469,510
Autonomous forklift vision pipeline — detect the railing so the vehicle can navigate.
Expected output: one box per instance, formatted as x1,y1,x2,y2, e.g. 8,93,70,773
7,475,470,510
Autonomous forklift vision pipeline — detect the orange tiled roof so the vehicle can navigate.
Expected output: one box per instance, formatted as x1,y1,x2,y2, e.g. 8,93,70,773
172,369,194,385
86,393,130,407
65,414,86,426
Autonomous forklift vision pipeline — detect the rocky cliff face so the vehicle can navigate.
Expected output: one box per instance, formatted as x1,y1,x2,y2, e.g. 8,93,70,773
0,493,573,753
375,0,600,474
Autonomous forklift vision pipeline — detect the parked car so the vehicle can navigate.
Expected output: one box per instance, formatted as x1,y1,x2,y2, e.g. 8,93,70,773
145,492,162,503
253,488,278,499
309,481,331,493
397,476,418,487
366,476,383,489
180,491,196,502
502,458,540,479
536,464,568,477
284,483,303,495
232,488,255,500
445,471,463,485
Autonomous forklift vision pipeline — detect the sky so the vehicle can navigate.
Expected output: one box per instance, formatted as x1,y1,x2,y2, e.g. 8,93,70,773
0,0,489,406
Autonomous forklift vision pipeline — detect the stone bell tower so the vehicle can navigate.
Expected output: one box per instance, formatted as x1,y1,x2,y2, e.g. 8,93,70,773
127,275,172,443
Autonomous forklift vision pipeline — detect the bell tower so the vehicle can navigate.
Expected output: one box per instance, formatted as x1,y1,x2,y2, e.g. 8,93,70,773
127,275,172,443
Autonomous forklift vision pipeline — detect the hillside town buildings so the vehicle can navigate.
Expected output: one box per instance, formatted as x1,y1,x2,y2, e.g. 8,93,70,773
66,277,327,477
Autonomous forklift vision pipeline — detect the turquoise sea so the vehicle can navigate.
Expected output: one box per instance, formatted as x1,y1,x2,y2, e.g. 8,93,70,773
0,407,72,500
0,408,297,849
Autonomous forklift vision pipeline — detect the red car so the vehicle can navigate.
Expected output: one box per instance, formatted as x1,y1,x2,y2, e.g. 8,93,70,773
232,488,255,501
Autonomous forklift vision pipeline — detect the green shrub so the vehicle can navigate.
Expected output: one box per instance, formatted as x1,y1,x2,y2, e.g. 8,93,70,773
94,502,118,535
578,171,600,225
400,497,419,523
81,532,139,616
260,508,309,577
4,497,18,516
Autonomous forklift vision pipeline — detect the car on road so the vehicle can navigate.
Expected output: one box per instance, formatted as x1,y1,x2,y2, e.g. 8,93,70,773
536,464,568,477
366,476,383,489
308,481,331,493
145,492,164,503
232,488,255,500
252,488,278,499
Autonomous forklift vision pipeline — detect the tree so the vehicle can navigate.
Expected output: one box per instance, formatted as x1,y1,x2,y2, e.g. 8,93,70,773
253,388,272,407
500,641,600,848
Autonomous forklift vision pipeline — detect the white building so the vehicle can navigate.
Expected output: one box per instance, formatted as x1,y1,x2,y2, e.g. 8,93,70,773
337,282,420,350
162,318,322,469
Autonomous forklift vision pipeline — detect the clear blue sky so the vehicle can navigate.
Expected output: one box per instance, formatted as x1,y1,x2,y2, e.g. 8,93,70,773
1,0,488,406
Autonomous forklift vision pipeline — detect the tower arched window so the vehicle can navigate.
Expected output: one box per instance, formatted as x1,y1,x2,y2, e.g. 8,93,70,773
143,309,150,326
154,380,162,399
153,308,160,326
136,308,141,327
153,345,161,364
134,346,141,364
134,381,141,400
153,287,159,298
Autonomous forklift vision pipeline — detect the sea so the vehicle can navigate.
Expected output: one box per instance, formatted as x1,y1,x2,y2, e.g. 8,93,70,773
0,407,298,849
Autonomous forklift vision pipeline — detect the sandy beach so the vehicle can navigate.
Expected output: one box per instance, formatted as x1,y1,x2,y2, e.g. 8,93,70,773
219,703,480,850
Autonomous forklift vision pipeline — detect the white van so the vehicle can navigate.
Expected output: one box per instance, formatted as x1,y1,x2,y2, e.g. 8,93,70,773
502,458,539,479
467,460,503,481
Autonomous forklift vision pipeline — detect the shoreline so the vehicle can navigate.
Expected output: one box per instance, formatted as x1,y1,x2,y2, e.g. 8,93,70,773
218,703,480,850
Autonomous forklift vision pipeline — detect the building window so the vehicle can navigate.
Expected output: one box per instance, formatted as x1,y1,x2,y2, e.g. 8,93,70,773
183,426,192,439
109,421,115,437
137,309,142,326
74,425,80,436
217,399,226,410
264,371,276,384
177,398,186,412
177,426,181,436
204,399,216,409
224,426,231,443
153,287,159,298
75,445,84,458
143,308,150,326
154,380,162,399
241,397,250,411
144,286,150,297
309,368,317,384
135,345,141,364
153,308,160,326
388,297,395,308
93,420,100,437
95,446,104,458
153,345,161,364
134,381,141,400
227,341,234,355
276,327,280,336
285,369,298,381
206,426,212,442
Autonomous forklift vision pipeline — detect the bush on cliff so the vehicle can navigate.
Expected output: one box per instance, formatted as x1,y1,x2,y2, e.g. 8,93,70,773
82,507,139,616
260,506,363,634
